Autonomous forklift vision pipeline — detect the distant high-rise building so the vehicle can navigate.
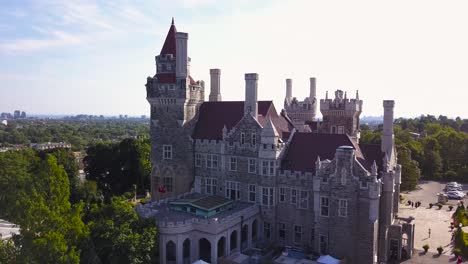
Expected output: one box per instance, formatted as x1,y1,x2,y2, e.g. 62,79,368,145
13,110,20,119
20,111,26,119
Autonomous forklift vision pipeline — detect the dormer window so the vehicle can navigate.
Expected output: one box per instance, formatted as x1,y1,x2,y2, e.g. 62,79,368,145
251,133,257,145
240,133,245,144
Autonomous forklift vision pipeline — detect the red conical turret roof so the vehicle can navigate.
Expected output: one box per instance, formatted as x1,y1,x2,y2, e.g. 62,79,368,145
160,18,177,55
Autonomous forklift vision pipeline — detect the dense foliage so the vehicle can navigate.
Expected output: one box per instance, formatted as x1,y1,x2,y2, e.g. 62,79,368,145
0,119,149,151
361,115,468,190
84,138,151,199
0,147,158,264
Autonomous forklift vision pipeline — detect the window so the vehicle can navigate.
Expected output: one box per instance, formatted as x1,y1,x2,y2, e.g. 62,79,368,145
319,235,328,254
229,157,237,171
206,154,218,169
264,222,271,240
322,176,328,183
249,184,256,202
320,197,329,217
339,199,348,217
279,187,286,202
251,133,257,145
195,153,203,167
337,126,344,134
310,229,315,245
163,145,172,159
294,225,302,244
261,160,276,176
331,126,336,134
299,190,309,209
248,159,256,173
167,64,172,70
159,84,164,90
360,180,368,189
225,181,240,200
240,133,245,144
164,177,173,192
278,223,286,240
206,178,217,195
261,187,274,207
291,189,297,205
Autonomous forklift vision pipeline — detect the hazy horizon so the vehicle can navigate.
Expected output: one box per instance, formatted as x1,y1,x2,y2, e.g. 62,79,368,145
1,0,468,118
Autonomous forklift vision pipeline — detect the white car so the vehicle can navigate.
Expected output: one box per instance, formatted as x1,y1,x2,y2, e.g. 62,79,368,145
447,191,465,199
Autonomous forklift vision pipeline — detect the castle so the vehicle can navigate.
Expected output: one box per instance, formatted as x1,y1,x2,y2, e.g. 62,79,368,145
142,19,415,264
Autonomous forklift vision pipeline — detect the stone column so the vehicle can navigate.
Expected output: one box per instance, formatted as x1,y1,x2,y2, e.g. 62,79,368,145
247,222,252,249
226,230,231,256
211,238,218,264
237,227,241,253
176,238,183,264
160,239,166,264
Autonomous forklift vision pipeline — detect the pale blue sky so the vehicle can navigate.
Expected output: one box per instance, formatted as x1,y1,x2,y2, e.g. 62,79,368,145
1,0,468,118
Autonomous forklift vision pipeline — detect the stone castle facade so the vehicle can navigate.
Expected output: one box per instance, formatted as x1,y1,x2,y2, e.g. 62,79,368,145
143,20,415,264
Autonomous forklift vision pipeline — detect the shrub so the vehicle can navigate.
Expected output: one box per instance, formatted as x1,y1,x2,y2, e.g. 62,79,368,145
140,198,147,204
429,203,433,208
450,205,454,211
437,246,443,255
423,244,429,252
438,204,443,210
454,248,461,257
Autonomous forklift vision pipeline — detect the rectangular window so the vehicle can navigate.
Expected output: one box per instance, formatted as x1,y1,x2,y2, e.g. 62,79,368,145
337,126,345,134
262,161,269,175
279,187,286,202
168,84,175,90
251,133,257,145
195,153,203,167
225,181,240,200
163,177,173,192
291,189,297,205
207,154,218,169
163,145,172,159
229,157,237,171
320,196,329,217
339,199,348,217
249,184,256,202
360,180,368,189
294,225,302,244
278,223,286,240
264,222,271,240
320,235,328,254
322,176,328,183
206,178,217,195
248,159,256,173
240,133,245,144
299,190,309,209
261,187,274,207
269,161,275,176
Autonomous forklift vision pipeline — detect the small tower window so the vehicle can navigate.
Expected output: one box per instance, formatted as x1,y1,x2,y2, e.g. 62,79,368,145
163,145,172,159
251,133,257,145
240,133,245,144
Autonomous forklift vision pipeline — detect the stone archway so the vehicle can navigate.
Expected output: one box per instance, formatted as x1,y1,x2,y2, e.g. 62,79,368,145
199,238,211,263
230,230,238,252
241,224,248,250
218,236,226,258
183,238,191,264
166,240,176,264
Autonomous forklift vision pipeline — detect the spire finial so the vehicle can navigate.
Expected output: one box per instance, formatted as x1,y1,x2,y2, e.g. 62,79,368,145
356,90,359,100
171,17,174,25
325,91,328,100
344,91,347,99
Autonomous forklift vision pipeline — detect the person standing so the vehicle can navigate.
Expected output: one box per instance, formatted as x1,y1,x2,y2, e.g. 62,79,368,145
429,228,431,238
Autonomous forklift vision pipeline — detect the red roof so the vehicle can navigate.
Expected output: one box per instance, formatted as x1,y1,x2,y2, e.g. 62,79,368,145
160,20,177,56
359,143,385,175
281,133,372,172
155,73,198,85
193,101,294,140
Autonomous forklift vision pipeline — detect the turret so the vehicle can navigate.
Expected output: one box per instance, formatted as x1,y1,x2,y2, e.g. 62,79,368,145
382,100,395,161
259,118,281,159
244,73,258,119
209,69,221,102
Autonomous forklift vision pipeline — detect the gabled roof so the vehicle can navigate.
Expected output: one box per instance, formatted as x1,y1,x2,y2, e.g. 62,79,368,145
193,101,294,140
160,19,177,56
281,133,371,172
359,143,385,174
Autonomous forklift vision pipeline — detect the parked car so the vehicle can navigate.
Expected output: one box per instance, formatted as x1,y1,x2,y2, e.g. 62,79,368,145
447,191,465,200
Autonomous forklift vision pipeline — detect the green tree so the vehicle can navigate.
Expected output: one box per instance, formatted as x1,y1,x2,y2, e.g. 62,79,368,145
397,145,421,191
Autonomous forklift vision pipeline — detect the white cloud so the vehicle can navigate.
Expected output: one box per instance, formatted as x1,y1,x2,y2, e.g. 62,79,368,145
0,30,84,53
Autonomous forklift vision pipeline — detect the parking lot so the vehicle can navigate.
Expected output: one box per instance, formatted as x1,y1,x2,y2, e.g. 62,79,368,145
399,181,467,261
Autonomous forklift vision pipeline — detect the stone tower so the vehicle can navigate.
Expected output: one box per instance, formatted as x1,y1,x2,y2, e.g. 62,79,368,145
320,90,362,140
145,19,205,200
283,77,318,130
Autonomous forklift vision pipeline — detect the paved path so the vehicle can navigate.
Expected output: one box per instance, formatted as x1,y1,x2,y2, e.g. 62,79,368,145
396,250,463,264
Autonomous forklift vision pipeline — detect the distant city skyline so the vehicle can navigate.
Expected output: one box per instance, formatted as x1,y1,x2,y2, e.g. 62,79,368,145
1,0,468,118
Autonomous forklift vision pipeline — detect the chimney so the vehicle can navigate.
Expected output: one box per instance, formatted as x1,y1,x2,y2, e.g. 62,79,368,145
285,79,292,104
209,69,221,102
309,77,316,101
382,100,395,156
175,32,188,78
244,73,258,119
